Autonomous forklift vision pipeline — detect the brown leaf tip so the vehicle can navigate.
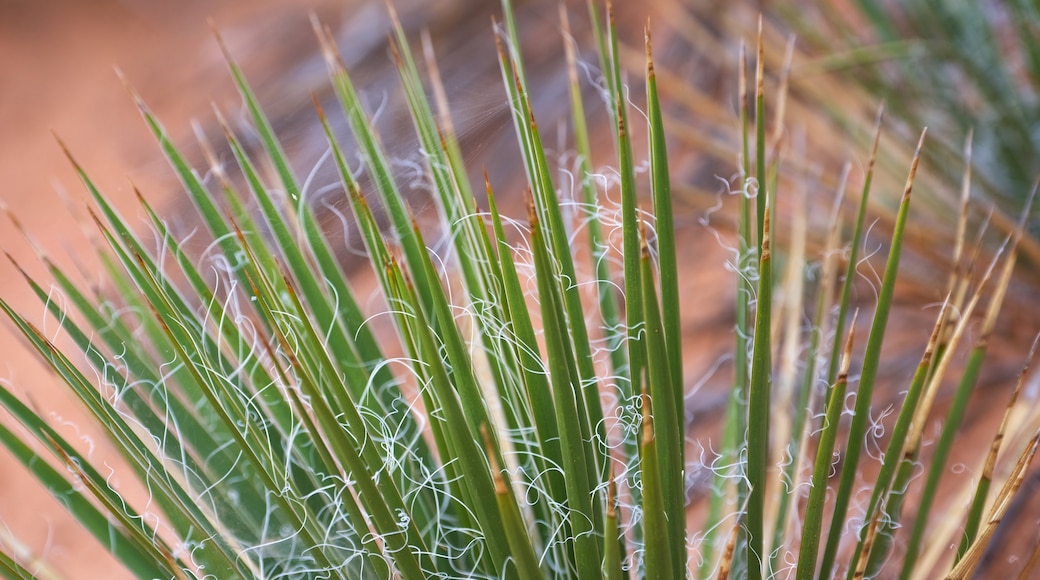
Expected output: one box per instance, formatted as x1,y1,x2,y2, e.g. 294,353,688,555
645,20,655,78
760,201,771,260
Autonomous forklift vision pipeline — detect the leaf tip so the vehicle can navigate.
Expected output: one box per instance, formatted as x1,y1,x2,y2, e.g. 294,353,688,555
209,18,234,63
114,67,147,113
52,132,80,171
645,19,655,78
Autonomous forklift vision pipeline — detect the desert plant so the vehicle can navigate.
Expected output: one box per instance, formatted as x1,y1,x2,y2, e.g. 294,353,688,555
0,1,1037,579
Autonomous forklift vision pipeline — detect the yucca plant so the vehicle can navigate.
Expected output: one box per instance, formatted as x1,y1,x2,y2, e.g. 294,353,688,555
1,1,1038,578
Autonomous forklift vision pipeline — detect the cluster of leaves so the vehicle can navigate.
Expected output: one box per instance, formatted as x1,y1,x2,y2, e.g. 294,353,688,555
0,1,1038,579
700,18,1040,578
